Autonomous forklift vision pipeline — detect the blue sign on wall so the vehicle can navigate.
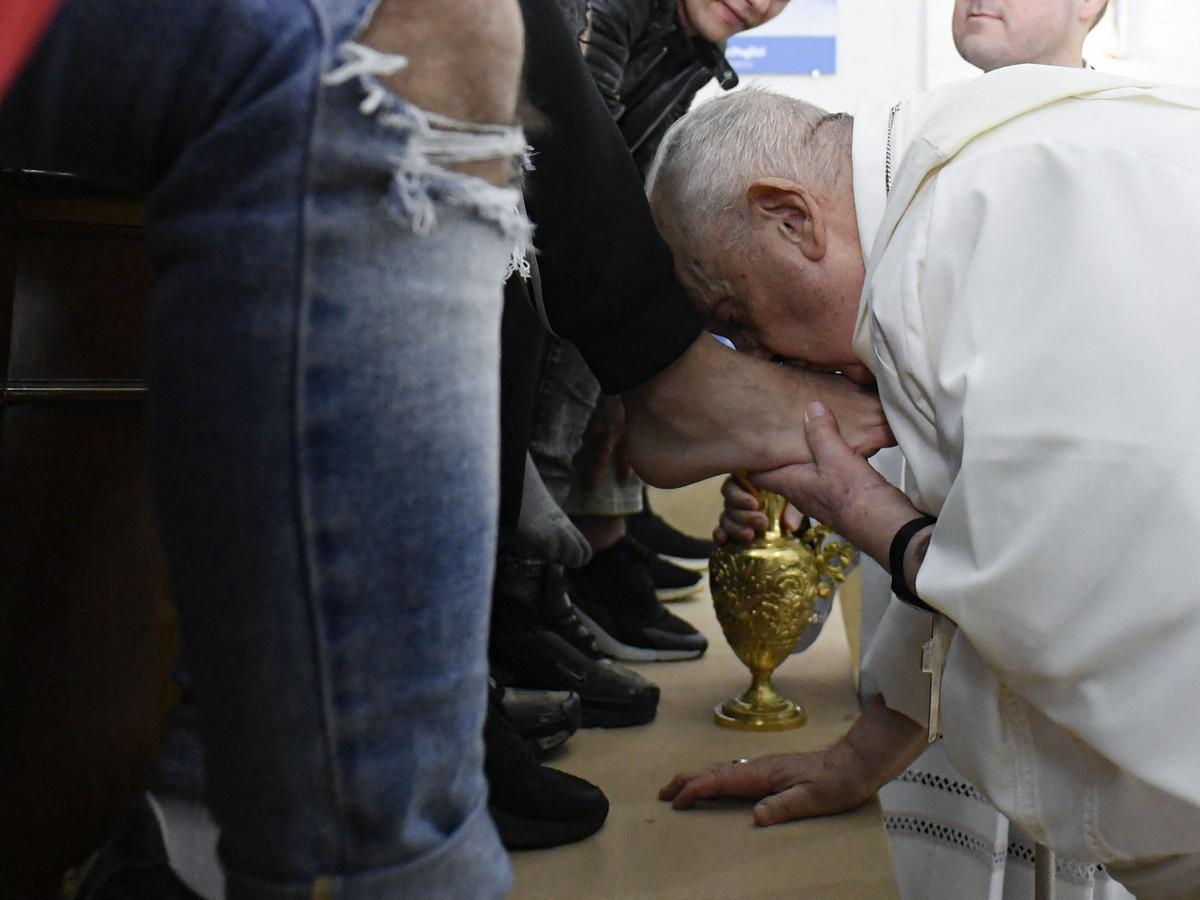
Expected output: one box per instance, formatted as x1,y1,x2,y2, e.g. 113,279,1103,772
725,0,837,75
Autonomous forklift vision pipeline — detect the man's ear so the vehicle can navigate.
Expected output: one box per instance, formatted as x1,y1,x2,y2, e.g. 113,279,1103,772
747,178,826,262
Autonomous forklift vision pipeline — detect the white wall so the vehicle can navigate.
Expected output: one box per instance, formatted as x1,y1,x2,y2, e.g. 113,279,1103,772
696,0,1200,113
751,1,932,111
1086,0,1200,83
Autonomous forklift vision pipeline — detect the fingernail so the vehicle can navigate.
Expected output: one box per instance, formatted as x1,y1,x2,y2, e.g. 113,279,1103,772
805,400,827,422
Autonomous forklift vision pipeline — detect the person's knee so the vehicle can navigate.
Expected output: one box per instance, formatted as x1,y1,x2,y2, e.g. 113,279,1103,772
357,0,524,185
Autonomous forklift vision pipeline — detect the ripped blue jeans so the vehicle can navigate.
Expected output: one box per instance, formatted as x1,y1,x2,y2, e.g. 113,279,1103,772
0,1,523,897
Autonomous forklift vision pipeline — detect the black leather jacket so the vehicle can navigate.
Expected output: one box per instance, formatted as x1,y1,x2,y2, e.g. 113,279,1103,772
576,0,738,173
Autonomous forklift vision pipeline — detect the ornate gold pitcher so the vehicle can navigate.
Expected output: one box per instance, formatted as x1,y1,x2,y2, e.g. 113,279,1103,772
709,489,854,731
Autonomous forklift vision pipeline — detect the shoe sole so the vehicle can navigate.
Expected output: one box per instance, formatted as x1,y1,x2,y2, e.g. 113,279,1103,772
580,696,657,728
654,578,705,601
657,553,710,573
573,607,706,662
490,805,607,850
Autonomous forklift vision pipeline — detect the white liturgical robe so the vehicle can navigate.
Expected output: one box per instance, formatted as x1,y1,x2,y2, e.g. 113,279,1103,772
854,64,1200,878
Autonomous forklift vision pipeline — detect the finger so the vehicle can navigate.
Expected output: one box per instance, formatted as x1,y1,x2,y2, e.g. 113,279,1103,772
721,475,762,509
754,769,874,825
659,775,681,801
727,491,761,511
670,773,722,809
851,422,896,457
668,763,773,809
752,783,823,827
719,519,758,544
720,517,765,544
725,507,767,531
659,769,707,801
750,463,818,503
733,470,761,503
783,504,804,534
713,526,728,545
803,402,856,465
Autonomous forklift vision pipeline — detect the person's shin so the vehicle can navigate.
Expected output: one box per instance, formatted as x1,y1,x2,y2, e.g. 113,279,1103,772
145,1,527,897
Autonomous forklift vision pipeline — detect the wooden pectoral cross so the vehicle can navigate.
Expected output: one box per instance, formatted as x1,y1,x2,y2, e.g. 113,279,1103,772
920,613,957,743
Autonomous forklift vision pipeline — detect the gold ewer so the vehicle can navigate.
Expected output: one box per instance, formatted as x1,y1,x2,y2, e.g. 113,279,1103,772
709,485,854,731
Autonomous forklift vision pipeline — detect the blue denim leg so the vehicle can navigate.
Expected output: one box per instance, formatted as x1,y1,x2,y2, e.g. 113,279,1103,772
1,1,521,897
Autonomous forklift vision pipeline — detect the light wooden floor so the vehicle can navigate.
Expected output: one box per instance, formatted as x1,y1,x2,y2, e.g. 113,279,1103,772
509,484,898,899
157,482,897,899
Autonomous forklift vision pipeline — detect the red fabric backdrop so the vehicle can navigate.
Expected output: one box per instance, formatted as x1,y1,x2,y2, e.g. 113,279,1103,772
0,0,60,100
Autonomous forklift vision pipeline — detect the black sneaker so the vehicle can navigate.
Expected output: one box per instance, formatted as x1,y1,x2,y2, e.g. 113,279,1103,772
491,560,660,727
501,685,582,755
484,684,609,850
628,495,715,572
74,793,204,900
567,538,708,662
647,553,704,601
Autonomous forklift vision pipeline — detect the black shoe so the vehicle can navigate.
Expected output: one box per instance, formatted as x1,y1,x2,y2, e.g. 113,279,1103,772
628,496,715,572
568,538,708,662
484,685,609,850
75,793,204,900
501,685,582,755
647,553,704,601
492,561,660,727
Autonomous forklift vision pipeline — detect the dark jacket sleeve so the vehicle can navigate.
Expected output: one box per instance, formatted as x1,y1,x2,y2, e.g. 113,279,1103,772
520,0,704,395
577,0,651,118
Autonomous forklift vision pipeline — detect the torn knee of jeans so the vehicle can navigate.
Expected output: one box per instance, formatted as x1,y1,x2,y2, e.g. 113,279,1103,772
322,42,532,254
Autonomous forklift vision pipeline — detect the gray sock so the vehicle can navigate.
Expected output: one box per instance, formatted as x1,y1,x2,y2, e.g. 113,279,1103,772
515,454,593,568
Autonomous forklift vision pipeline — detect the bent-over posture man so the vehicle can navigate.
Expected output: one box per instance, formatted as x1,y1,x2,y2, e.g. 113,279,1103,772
0,0,891,894
650,70,1200,900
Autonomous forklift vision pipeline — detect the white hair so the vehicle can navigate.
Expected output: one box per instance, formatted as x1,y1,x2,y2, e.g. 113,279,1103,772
646,88,852,253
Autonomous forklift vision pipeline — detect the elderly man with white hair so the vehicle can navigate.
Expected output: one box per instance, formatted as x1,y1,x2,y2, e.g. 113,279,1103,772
651,69,1200,900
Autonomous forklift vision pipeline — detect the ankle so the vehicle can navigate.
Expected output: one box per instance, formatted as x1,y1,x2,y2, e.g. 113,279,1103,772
571,516,626,551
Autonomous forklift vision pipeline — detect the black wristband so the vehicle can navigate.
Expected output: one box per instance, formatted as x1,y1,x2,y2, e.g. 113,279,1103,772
889,515,937,613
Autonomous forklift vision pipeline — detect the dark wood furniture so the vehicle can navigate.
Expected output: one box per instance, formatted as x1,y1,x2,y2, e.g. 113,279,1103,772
0,171,175,899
